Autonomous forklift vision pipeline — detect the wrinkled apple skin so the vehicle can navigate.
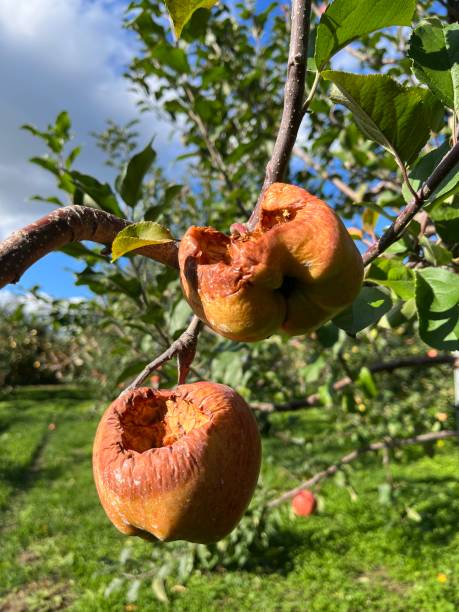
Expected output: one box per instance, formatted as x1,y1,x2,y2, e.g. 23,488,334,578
93,382,261,544
179,183,364,342
292,490,317,517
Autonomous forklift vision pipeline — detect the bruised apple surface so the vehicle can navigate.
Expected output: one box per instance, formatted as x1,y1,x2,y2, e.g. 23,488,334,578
179,183,364,342
93,382,261,544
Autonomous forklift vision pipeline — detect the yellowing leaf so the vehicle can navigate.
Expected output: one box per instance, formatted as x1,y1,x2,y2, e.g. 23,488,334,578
111,221,174,262
165,0,217,38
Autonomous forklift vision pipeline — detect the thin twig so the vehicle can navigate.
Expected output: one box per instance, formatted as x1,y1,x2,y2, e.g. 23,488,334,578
395,154,419,203
293,146,361,202
362,140,459,266
123,316,204,391
0,205,179,289
252,353,457,413
183,85,248,217
268,430,459,507
247,0,312,230
301,70,321,114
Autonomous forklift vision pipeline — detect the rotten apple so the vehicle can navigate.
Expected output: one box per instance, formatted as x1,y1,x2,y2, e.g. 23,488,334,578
92,382,261,544
179,183,364,342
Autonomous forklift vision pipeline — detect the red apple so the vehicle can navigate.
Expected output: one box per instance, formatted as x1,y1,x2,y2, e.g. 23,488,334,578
93,382,261,543
292,490,317,517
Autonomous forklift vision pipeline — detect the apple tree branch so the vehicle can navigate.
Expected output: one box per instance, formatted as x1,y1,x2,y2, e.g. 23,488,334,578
268,429,459,507
252,353,458,413
0,205,179,290
247,0,312,230
362,140,459,266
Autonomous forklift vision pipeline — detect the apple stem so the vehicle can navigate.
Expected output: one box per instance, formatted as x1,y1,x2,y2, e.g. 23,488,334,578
122,316,204,393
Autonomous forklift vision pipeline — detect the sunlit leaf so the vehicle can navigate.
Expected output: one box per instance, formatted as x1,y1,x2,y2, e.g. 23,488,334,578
70,171,124,217
333,286,392,335
315,0,416,71
119,141,156,207
323,71,433,164
409,18,459,111
416,267,459,350
164,0,217,38
111,221,174,262
402,142,459,206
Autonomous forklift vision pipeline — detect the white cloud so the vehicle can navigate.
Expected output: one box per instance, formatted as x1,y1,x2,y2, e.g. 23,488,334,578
0,288,51,316
0,0,179,241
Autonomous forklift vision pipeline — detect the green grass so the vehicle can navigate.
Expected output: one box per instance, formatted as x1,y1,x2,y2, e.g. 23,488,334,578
0,386,458,611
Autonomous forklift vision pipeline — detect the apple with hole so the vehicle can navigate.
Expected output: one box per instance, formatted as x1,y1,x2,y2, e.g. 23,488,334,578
179,183,363,342
93,382,261,543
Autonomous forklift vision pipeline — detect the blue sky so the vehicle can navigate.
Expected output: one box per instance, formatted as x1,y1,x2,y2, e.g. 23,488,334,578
0,0,179,301
0,1,425,303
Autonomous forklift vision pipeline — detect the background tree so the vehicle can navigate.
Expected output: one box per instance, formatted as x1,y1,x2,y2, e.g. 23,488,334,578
0,0,458,601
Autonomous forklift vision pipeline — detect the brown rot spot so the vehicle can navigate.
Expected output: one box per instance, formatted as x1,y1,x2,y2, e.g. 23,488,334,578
194,230,231,265
120,396,210,453
259,206,300,231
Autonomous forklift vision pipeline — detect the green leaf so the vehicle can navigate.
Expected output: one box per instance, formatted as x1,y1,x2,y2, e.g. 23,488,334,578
75,267,107,295
357,367,378,399
59,243,106,261
430,198,459,244
152,577,169,604
116,361,146,385
402,142,459,206
70,171,124,217
144,205,166,221
126,579,141,603
367,258,415,300
406,506,422,522
55,111,71,138
378,483,392,506
316,322,340,347
419,236,452,266
211,351,244,388
333,286,392,335
29,156,60,176
318,384,333,407
111,221,174,262
164,184,183,206
323,71,433,165
119,141,156,207
315,0,416,71
415,268,459,350
409,18,459,111
169,299,192,335
164,0,217,39
107,273,143,303
30,195,65,206
65,146,81,169
151,42,191,72
301,355,326,385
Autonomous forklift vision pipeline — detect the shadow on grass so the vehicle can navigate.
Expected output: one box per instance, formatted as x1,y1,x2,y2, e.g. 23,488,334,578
1,385,94,403
395,473,459,548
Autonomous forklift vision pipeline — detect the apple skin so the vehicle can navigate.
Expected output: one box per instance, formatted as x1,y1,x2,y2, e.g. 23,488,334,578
292,490,317,517
179,183,364,342
92,382,261,544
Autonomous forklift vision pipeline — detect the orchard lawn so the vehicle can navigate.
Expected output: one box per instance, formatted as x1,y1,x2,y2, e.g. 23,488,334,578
0,387,458,611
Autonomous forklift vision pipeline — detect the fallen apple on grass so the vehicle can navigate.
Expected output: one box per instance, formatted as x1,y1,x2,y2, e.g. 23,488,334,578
93,382,261,543
179,183,364,342
292,490,317,517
